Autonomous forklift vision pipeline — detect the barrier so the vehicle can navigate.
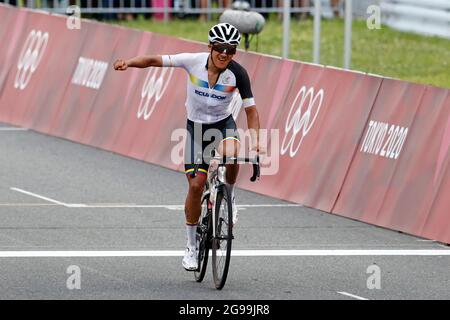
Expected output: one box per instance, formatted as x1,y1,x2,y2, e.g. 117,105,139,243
80,27,147,151
422,90,450,243
0,7,34,124
333,79,426,223
0,5,27,103
332,82,450,243
0,4,449,244
111,35,205,166
48,22,119,141
239,65,383,212
26,13,88,134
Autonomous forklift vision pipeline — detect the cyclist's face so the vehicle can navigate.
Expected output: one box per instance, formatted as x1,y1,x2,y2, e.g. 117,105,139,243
209,44,235,69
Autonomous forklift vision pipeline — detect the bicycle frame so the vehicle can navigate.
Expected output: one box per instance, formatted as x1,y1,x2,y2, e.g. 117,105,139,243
194,151,260,288
205,160,227,241
194,150,260,235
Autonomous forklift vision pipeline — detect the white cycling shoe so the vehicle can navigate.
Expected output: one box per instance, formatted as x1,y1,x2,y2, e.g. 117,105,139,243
182,247,198,271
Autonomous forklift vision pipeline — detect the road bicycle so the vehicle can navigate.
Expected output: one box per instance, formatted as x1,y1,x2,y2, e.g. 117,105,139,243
192,150,260,290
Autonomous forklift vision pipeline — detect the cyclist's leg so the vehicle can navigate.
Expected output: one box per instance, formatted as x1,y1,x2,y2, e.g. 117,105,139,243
217,137,240,185
182,119,209,270
216,116,240,224
184,171,208,226
216,115,240,194
184,118,209,226
217,115,240,185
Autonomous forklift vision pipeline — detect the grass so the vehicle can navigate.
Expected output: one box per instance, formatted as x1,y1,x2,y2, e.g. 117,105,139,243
112,15,450,89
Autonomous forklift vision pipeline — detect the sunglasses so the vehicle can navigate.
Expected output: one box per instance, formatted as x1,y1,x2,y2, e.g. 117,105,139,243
212,44,237,55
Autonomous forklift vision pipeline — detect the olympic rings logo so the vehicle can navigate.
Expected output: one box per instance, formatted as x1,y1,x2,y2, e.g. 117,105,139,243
137,68,174,120
281,86,324,158
14,30,49,90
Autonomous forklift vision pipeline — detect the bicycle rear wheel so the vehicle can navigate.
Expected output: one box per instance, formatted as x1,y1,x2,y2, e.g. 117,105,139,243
211,185,233,290
194,194,211,282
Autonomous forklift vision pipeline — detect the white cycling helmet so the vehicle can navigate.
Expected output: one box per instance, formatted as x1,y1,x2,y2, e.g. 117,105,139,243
208,23,241,46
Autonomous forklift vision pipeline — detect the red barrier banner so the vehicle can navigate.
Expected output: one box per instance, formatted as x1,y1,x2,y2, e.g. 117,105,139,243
0,7,37,124
24,15,88,133
0,11,53,125
239,65,382,212
333,79,426,224
422,91,450,243
374,87,450,238
110,35,204,166
0,5,25,101
423,139,450,243
234,55,290,130
80,27,149,151
373,87,450,242
0,10,86,132
425,163,450,243
234,57,297,189
1,7,449,244
48,22,120,141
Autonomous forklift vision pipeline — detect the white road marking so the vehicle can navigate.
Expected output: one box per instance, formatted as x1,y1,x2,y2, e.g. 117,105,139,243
72,204,302,209
66,204,87,208
232,250,450,256
10,188,70,207
8,188,303,209
0,127,28,131
337,292,369,300
241,204,303,208
0,249,449,258
0,203,59,207
82,204,186,209
0,203,272,209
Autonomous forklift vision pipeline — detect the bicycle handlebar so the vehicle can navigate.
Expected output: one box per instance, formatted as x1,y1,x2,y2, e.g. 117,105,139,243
191,153,260,182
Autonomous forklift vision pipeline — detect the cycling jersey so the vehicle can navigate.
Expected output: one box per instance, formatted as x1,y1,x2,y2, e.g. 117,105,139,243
161,52,255,124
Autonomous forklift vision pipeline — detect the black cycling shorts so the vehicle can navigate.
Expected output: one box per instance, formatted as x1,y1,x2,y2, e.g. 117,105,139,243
185,114,240,176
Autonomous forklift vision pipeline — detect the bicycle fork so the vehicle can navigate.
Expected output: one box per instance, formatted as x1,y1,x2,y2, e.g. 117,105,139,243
210,165,227,240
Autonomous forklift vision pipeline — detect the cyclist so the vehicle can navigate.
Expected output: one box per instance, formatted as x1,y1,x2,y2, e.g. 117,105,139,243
113,23,261,271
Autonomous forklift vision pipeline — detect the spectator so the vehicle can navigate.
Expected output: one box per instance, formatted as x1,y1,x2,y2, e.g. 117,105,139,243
278,0,311,20
252,0,276,19
3,0,18,5
116,0,135,21
99,0,117,21
153,0,171,21
330,0,340,17
198,0,231,22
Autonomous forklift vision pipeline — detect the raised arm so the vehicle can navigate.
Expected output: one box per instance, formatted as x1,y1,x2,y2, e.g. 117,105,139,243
113,55,163,71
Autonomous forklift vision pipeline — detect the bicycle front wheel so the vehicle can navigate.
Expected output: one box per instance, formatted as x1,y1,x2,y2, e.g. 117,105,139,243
211,185,233,290
194,194,211,282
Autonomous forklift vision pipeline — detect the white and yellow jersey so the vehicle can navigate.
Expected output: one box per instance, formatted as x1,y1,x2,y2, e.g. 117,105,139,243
162,52,255,124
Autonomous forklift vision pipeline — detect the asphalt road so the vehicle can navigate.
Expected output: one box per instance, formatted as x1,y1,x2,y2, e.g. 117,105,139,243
0,122,449,300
